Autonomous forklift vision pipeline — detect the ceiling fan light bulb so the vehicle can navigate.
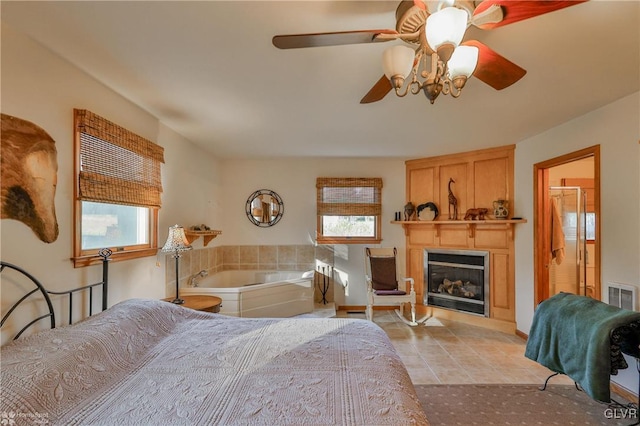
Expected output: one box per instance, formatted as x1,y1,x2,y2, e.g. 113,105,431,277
382,45,415,80
426,7,468,52
447,45,478,79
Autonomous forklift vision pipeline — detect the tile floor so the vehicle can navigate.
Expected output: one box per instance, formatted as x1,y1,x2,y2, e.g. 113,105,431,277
336,309,575,386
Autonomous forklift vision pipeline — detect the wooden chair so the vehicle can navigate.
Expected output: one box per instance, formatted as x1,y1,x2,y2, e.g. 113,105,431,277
365,247,428,326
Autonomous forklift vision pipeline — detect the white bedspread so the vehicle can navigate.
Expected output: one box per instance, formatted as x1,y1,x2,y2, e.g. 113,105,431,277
1,298,428,425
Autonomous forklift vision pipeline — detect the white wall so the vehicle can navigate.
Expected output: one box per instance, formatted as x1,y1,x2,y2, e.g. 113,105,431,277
1,24,222,342
220,158,408,306
514,91,640,391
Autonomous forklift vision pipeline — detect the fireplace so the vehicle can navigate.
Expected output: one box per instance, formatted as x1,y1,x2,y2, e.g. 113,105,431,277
424,249,489,317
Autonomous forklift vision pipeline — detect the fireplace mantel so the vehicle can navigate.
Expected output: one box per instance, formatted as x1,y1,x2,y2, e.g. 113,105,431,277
392,219,526,238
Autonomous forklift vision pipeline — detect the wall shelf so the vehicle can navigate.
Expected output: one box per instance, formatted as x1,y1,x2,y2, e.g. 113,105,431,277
184,230,222,246
391,219,527,238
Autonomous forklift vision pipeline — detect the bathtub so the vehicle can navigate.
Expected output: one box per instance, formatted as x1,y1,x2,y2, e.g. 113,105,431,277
180,270,315,318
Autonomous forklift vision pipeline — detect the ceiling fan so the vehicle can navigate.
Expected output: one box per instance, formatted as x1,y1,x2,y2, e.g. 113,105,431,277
272,0,586,104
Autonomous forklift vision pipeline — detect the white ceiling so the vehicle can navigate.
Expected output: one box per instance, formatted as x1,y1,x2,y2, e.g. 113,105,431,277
2,1,638,159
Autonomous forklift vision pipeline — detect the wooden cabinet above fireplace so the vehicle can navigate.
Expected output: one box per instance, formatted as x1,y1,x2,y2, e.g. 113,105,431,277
402,145,520,329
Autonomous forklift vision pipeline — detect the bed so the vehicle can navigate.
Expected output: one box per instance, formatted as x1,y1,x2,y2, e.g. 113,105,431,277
0,256,429,425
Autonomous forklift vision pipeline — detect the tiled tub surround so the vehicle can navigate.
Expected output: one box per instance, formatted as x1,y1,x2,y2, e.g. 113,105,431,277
164,244,315,295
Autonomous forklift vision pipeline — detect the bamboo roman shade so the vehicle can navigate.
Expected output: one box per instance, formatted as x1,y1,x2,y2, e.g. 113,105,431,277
75,109,165,208
316,177,383,216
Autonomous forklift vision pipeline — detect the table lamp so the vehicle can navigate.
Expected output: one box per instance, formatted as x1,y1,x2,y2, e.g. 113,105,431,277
161,224,192,304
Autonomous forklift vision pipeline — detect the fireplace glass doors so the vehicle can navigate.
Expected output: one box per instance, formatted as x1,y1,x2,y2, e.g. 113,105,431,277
424,249,489,316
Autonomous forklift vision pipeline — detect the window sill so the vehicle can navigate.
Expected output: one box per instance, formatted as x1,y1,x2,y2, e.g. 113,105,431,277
72,247,158,268
316,237,382,245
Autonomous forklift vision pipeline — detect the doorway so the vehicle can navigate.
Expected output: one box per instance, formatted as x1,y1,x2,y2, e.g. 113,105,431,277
533,146,601,305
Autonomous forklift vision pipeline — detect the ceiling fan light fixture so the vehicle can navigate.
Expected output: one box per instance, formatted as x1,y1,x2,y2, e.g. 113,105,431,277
274,0,587,106
425,6,468,53
382,45,416,91
447,45,479,79
450,76,468,93
435,43,456,63
382,45,415,80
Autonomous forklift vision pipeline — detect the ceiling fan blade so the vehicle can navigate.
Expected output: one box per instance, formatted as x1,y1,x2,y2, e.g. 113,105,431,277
473,0,587,30
463,40,526,90
360,75,393,104
273,29,398,49
412,0,427,11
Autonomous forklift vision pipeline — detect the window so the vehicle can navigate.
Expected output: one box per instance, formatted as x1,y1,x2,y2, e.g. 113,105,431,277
585,212,596,241
316,177,382,244
565,211,596,241
73,109,164,267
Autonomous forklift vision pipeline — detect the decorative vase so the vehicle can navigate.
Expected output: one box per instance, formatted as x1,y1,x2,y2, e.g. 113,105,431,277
404,202,416,221
493,199,509,219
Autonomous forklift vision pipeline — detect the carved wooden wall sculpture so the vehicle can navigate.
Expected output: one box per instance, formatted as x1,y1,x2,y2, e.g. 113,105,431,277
1,114,59,243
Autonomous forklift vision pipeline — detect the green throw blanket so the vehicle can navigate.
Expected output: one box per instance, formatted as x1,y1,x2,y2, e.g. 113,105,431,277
525,292,640,402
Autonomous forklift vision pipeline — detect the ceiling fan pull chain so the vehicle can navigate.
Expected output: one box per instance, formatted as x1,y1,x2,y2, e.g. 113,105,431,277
420,53,439,83
408,52,425,95
440,59,452,95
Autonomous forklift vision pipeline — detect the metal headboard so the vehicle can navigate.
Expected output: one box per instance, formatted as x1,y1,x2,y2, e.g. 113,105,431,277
1,248,112,340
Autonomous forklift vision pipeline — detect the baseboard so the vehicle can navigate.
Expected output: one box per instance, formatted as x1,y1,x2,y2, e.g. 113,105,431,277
338,305,395,312
611,381,639,404
338,305,363,312
515,329,528,340
424,306,516,334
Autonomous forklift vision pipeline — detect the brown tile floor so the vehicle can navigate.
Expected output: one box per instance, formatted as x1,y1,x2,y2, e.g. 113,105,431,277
337,309,575,386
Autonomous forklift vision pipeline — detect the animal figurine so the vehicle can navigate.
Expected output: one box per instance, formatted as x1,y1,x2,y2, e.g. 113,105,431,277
403,202,416,221
1,113,59,243
447,178,458,220
464,208,489,220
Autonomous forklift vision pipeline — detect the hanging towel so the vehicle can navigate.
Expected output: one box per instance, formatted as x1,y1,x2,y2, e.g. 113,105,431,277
551,197,565,265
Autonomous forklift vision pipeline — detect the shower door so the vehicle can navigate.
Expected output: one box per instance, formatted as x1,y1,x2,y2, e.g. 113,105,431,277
549,187,587,297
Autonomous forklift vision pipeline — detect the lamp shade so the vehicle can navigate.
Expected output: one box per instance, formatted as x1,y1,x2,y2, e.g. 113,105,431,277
447,45,479,78
161,224,192,252
425,7,468,51
382,45,415,79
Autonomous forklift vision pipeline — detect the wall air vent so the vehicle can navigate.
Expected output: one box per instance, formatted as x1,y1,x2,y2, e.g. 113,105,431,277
606,282,637,311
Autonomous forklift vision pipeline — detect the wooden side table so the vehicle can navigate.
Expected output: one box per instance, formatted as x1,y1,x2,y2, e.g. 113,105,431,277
163,295,222,313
